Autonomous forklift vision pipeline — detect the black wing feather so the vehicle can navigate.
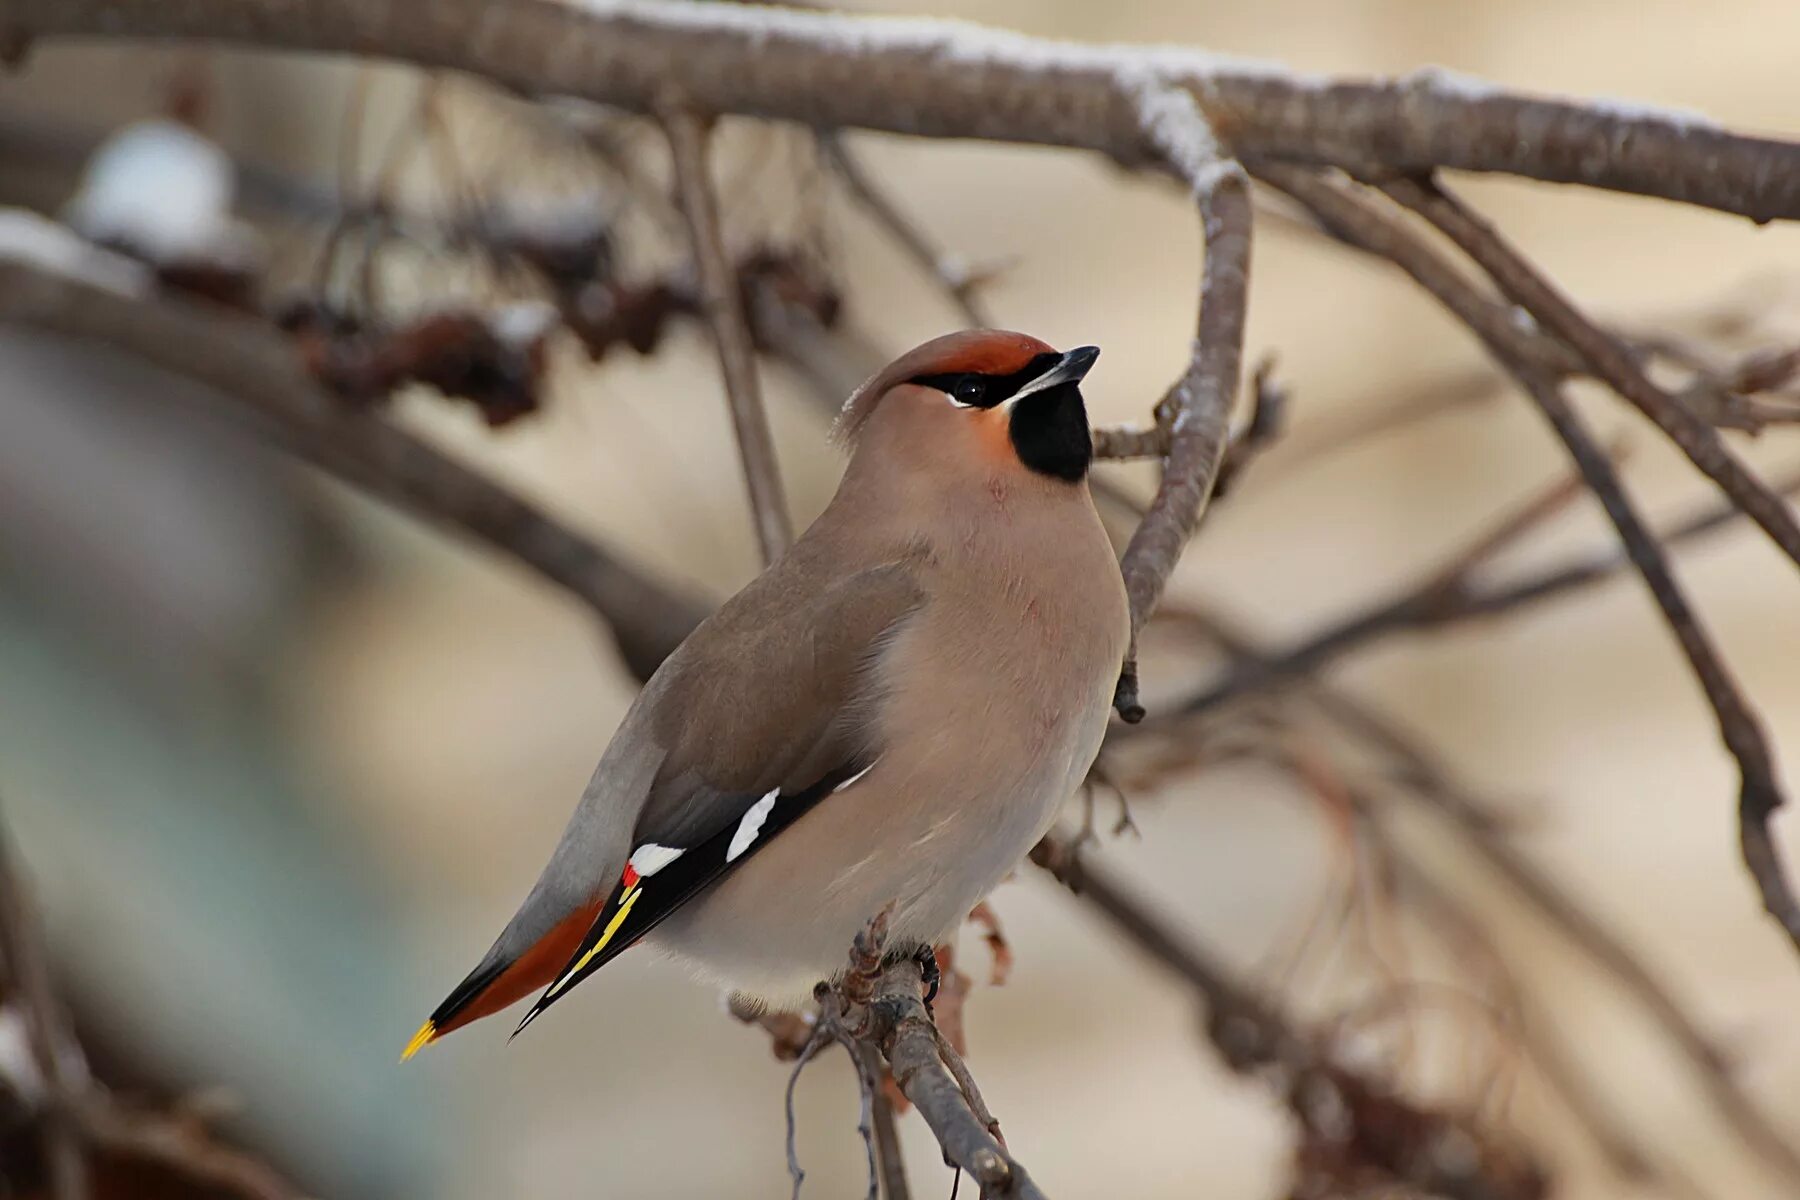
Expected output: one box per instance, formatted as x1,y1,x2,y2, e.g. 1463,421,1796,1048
512,761,865,1036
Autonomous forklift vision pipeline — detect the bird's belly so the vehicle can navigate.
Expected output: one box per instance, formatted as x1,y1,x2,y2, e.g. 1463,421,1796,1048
649,679,1114,1007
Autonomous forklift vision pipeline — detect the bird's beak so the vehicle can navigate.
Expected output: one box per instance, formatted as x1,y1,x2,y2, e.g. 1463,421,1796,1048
1007,345,1100,406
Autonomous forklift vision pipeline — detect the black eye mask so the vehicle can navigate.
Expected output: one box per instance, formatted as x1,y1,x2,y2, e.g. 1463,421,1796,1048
908,351,1065,409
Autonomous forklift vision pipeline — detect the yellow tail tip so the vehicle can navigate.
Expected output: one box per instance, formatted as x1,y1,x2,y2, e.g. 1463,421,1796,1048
401,1020,437,1063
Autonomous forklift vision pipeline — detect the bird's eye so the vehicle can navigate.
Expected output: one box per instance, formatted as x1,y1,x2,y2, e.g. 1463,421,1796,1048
952,377,986,406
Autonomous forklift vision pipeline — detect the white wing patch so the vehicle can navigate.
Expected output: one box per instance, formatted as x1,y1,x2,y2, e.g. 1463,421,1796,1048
726,788,780,862
628,842,685,877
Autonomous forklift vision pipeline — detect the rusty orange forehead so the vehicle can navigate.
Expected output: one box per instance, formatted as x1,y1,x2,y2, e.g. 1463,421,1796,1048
906,330,1058,376
835,329,1066,445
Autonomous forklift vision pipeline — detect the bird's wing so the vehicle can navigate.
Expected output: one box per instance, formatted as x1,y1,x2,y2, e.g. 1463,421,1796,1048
511,556,926,1034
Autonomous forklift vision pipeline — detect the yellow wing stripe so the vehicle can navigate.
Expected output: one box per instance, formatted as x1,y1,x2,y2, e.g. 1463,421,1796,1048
548,885,643,997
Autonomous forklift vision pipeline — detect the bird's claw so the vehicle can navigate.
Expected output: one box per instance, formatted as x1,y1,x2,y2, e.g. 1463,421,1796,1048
912,943,941,1011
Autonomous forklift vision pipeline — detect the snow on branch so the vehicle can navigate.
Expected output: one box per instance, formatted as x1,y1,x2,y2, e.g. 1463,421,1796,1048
7,0,1800,221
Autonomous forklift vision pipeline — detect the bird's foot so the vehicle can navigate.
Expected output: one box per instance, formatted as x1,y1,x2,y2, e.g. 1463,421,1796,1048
877,943,941,1013
913,943,941,1011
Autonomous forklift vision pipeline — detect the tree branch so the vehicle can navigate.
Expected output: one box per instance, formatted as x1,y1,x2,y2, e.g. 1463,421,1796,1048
665,106,794,564
2,798,306,1200
8,0,1800,221
1113,77,1254,720
1368,176,1800,958
821,913,1046,1199
1160,462,1800,720
1373,175,1800,578
1252,163,1800,959
0,258,708,684
1133,598,1800,1185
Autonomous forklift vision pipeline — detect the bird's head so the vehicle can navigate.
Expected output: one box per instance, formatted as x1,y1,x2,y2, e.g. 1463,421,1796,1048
835,330,1100,483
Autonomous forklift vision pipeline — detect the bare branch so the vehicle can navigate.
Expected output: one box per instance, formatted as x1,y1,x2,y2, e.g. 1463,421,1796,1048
1091,353,1288,472
664,107,794,564
1029,835,1544,1200
1140,600,1800,1185
1159,455,1800,718
1113,78,1254,720
1370,176,1800,958
74,1093,303,1200
821,914,1047,1200
11,0,1800,220
1388,844,1712,1200
857,1041,911,1200
2,797,308,1200
1374,175,1800,578
818,131,993,328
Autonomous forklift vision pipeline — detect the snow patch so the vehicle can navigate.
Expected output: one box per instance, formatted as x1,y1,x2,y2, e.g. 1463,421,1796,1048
560,3,1724,138
1119,65,1240,196
0,208,152,295
490,300,559,348
562,0,1306,85
62,119,261,268
1403,65,1719,131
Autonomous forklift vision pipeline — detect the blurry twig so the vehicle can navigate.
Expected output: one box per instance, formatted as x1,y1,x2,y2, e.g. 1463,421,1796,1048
665,107,794,564
1029,834,1545,1200
0,800,89,1200
1388,842,1713,1200
0,258,709,683
75,1095,302,1200
818,131,995,328
1133,163,1800,1176
1159,449,1607,717
1,802,304,1200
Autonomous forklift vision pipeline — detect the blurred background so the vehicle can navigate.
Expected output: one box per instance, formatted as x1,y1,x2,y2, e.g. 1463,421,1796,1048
2,1,1799,1197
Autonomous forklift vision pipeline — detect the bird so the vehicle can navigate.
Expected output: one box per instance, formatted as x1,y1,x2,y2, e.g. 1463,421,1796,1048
403,329,1130,1059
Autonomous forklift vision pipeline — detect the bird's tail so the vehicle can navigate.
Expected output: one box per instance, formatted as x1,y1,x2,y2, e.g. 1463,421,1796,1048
401,897,603,1060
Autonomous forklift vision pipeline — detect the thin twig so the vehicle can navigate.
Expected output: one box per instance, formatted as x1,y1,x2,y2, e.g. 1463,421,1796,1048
1210,355,1290,500
1376,175,1800,574
828,917,1047,1199
818,131,993,328
74,1092,302,1200
1137,593,1800,1184
857,1041,911,1200
1028,834,1543,1200
840,1037,882,1200
1113,78,1255,720
1091,352,1289,476
664,106,794,564
784,1028,831,1199
1160,452,1606,716
1388,843,1712,1200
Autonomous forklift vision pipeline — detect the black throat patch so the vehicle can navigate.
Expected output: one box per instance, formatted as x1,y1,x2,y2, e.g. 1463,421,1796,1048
1009,383,1092,482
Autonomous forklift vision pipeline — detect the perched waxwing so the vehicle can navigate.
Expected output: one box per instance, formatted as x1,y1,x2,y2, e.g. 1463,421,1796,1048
405,329,1129,1057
